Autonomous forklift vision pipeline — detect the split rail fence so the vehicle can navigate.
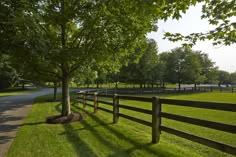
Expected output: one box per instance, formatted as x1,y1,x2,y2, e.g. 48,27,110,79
77,92,236,156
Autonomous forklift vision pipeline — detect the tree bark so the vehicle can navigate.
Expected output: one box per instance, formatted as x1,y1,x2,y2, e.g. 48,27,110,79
162,81,165,88
61,74,71,116
60,0,70,116
87,83,89,88
178,82,181,91
53,81,58,101
115,81,118,89
22,82,25,90
96,79,99,88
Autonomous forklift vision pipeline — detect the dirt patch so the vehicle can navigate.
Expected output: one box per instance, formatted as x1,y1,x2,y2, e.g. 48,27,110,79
46,112,84,124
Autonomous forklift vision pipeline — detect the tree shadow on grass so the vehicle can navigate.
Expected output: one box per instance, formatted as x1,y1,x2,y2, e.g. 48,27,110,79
62,123,98,157
53,102,97,157
67,103,181,157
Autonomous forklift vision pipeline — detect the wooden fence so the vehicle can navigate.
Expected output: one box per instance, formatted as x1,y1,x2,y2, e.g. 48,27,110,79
78,86,236,95
77,92,236,156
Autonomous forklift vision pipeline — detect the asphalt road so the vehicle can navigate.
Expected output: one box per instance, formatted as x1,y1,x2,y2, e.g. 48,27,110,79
0,88,61,157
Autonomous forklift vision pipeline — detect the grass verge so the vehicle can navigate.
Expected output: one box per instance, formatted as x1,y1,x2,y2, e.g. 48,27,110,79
0,88,38,97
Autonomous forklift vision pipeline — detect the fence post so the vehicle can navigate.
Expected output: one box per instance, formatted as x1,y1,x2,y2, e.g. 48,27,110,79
94,92,98,113
77,92,82,105
152,96,161,143
83,92,86,108
113,94,119,123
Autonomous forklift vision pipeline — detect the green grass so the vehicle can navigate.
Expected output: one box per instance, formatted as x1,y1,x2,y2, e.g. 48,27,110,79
0,88,38,97
6,92,236,157
164,84,177,88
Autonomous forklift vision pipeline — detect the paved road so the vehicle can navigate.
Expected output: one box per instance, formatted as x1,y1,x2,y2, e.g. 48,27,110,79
0,88,63,157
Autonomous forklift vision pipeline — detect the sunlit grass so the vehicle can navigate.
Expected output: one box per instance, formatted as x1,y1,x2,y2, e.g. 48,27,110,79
0,88,38,97
6,92,236,157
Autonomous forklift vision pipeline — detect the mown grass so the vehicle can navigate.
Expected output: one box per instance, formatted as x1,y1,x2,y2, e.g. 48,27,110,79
6,92,236,157
0,88,38,97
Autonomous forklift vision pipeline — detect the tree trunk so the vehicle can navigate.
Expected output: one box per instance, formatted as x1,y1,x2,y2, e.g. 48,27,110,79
61,75,71,116
22,82,25,90
115,81,118,89
87,83,89,88
178,82,181,91
53,81,58,101
162,81,165,88
194,83,197,90
96,79,99,88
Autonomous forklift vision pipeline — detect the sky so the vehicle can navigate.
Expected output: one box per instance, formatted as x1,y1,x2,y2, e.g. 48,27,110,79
147,3,236,73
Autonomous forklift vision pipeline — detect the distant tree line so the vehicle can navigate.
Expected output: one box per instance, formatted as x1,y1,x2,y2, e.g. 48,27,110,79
72,39,236,89
1,38,235,90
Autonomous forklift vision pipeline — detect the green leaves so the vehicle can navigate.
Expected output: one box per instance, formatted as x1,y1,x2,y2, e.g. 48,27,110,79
164,0,236,46
160,47,211,84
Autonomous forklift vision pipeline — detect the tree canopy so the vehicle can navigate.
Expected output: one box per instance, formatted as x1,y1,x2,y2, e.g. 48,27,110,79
1,0,235,117
118,39,158,87
164,0,236,46
3,0,199,116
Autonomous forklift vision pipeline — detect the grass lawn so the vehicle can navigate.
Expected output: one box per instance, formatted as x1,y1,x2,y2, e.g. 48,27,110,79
0,88,38,97
6,92,236,157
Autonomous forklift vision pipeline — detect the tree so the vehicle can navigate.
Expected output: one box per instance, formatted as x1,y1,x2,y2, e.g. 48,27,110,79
230,72,236,85
164,0,236,46
7,0,156,116
4,0,215,117
195,52,216,85
204,67,219,84
217,70,231,86
118,39,158,88
0,54,19,89
163,47,202,90
158,52,171,88
9,44,61,100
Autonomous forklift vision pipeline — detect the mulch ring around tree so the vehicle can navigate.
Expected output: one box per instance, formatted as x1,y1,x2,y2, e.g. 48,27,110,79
46,112,85,124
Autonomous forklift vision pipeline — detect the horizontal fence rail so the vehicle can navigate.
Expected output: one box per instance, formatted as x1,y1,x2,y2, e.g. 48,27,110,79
98,94,114,98
118,113,152,127
161,99,236,112
97,100,113,106
98,107,113,114
161,126,236,156
118,95,152,102
85,98,94,102
119,104,152,115
161,112,236,134
77,92,236,156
